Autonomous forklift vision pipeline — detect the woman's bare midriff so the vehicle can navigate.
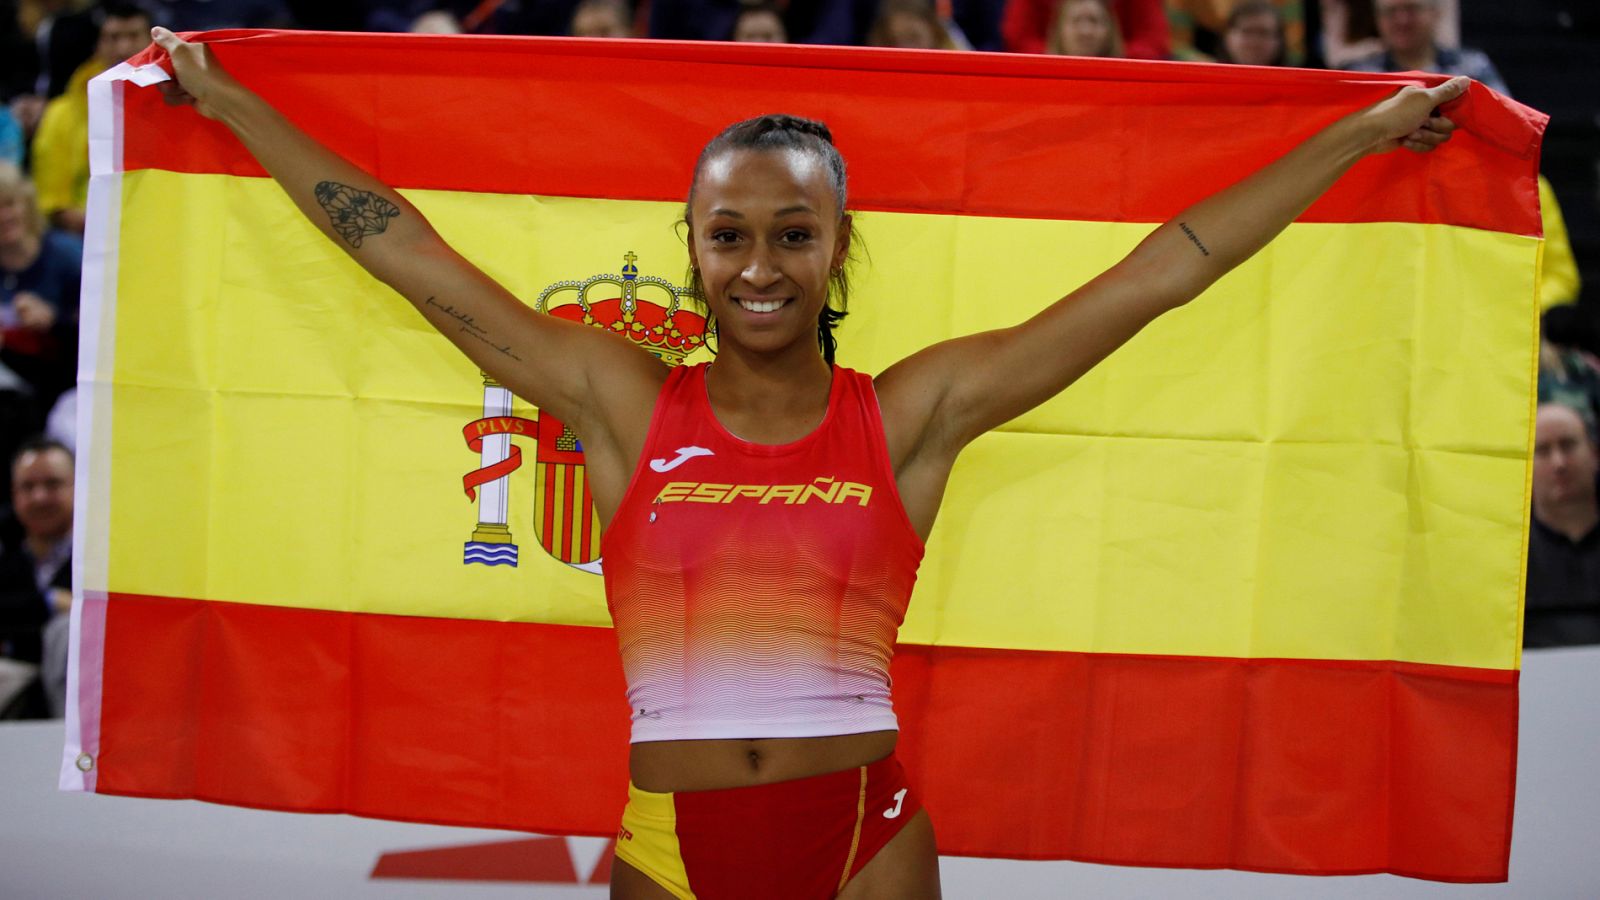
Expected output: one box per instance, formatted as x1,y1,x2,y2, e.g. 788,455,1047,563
628,729,899,793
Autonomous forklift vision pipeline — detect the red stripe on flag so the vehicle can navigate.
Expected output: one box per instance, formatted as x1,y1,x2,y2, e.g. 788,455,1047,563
891,645,1517,882
92,594,1513,881
118,31,1544,235
95,593,630,833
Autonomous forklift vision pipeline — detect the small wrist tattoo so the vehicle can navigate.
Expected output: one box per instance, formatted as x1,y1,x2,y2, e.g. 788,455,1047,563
1179,222,1211,257
315,181,401,248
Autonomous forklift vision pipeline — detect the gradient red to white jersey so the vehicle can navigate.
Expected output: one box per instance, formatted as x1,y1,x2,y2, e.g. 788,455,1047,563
603,364,925,743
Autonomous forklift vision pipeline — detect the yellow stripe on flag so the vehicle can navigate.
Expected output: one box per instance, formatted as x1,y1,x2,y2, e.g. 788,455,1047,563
102,171,1535,669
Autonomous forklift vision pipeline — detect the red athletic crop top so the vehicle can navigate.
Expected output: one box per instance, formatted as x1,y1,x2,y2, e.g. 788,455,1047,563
602,363,925,743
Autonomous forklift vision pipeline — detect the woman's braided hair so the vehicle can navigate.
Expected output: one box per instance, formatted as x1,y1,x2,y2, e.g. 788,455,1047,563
684,114,857,365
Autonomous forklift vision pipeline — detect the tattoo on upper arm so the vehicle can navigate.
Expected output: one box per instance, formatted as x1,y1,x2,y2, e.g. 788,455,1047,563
1178,222,1211,257
314,181,401,248
425,297,524,362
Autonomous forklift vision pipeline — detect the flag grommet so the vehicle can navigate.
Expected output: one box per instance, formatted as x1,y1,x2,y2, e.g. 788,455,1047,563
75,753,94,772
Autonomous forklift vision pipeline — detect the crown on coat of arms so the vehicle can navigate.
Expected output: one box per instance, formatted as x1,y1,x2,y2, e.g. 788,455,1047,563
535,251,706,364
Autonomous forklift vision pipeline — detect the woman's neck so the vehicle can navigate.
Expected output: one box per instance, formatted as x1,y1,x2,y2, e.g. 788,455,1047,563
709,338,830,394
704,345,833,443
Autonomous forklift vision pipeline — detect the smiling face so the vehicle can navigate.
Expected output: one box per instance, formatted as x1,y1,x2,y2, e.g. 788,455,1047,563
687,148,850,361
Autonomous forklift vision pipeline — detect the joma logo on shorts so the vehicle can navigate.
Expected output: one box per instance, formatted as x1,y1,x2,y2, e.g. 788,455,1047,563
653,476,873,507
617,826,634,841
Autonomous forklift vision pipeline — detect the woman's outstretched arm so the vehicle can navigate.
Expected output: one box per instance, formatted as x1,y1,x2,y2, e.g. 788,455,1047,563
878,78,1468,465
149,28,665,444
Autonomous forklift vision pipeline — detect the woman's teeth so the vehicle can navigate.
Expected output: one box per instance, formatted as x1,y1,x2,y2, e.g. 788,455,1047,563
738,298,787,313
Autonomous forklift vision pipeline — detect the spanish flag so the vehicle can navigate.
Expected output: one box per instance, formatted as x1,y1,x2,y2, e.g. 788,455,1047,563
64,31,1542,883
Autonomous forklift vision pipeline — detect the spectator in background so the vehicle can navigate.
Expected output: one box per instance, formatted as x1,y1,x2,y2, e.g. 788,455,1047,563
1319,0,1378,67
731,2,786,42
407,6,460,32
1322,0,1459,69
282,0,365,30
0,360,34,506
570,0,632,37
1526,402,1600,648
0,437,73,717
31,1,151,234
1538,175,1581,311
947,0,1005,51
143,0,290,30
1340,0,1506,96
4,1,97,162
7,91,48,156
1003,0,1166,59
0,104,23,167
2,2,37,100
1538,305,1600,427
651,0,874,46
3,4,39,164
0,162,81,411
1046,0,1121,57
369,1,595,36
45,385,74,450
1168,0,1302,66
869,0,953,50
19,1,101,100
1217,1,1289,67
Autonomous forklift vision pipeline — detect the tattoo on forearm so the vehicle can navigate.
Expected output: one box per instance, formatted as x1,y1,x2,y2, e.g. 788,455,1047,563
457,325,524,361
425,296,485,333
314,181,401,248
425,297,523,362
1178,222,1211,257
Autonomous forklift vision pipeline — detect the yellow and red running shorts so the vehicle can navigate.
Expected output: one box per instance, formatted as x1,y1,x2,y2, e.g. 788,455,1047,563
613,753,923,899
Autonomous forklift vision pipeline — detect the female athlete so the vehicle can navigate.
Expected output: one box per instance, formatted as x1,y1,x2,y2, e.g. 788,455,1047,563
149,26,1464,900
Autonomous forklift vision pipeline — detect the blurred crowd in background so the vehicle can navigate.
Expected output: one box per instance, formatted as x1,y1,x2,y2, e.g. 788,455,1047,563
0,0,1597,718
